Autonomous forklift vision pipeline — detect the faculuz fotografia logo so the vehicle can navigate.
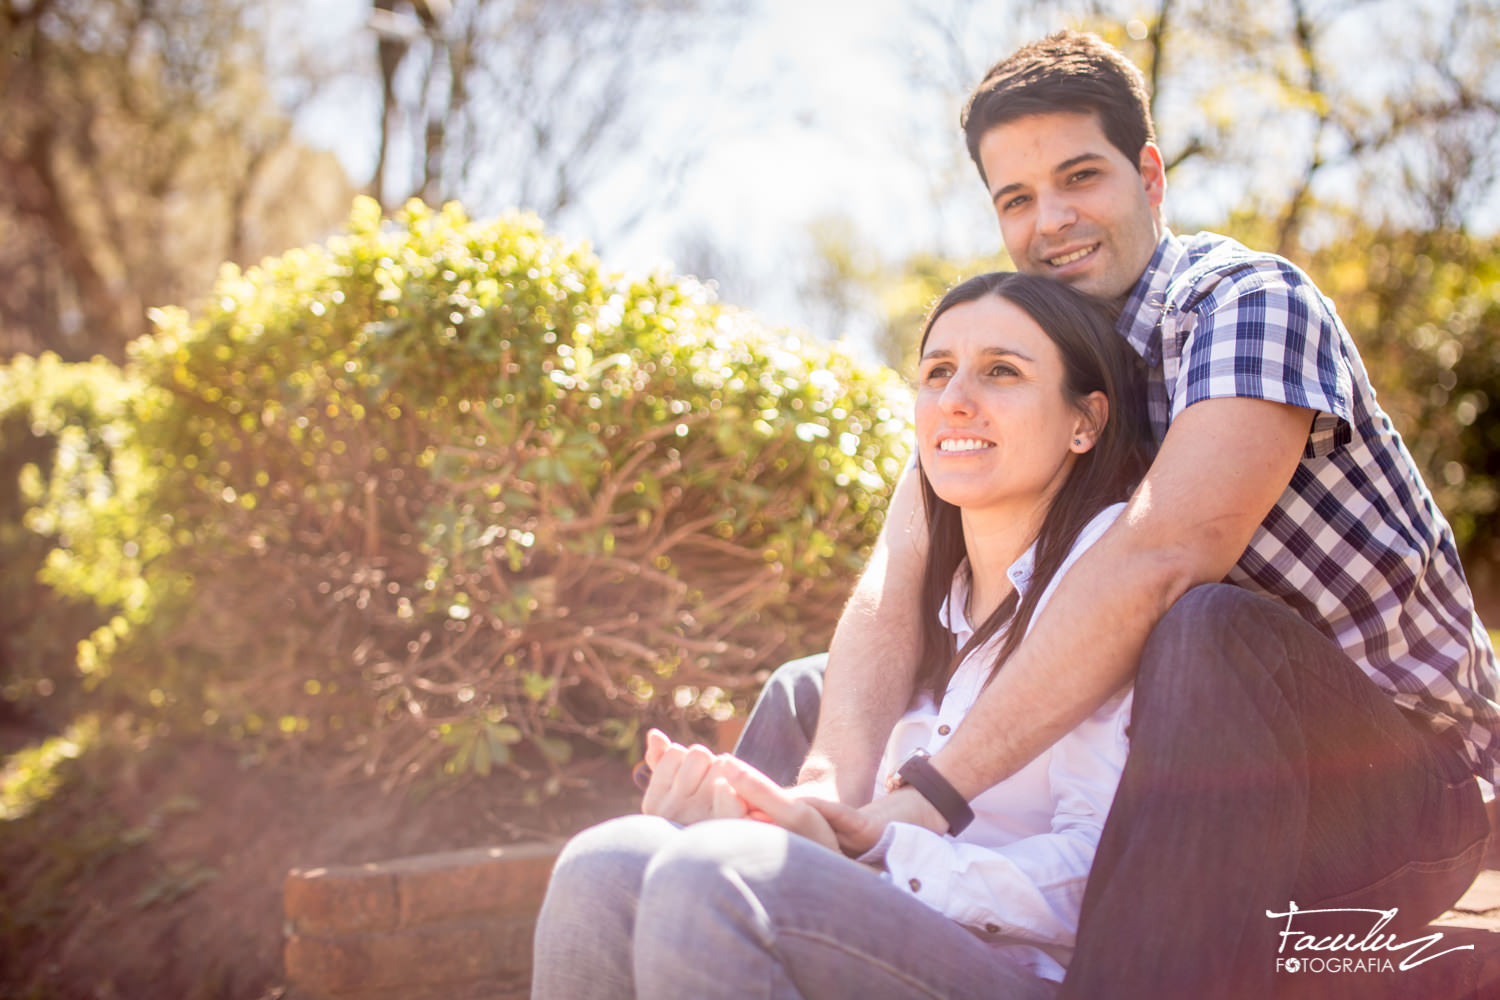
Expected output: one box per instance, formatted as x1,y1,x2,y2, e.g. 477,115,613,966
1268,902,1474,974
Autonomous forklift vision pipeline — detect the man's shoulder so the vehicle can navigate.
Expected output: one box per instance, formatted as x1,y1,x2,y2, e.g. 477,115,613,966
1167,231,1329,316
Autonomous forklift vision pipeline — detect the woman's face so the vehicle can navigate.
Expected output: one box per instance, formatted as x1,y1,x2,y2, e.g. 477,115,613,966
916,295,1100,522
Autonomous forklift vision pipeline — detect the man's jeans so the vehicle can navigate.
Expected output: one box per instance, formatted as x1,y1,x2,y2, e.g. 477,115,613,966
731,584,1491,998
530,815,1059,999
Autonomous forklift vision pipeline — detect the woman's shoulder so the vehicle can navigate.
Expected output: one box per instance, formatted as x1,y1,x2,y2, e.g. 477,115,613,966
1070,502,1128,556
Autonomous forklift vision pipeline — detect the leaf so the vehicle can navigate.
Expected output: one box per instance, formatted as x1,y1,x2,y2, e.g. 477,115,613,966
533,735,573,765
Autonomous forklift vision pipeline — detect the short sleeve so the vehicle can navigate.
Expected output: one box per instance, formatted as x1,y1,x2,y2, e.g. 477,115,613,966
1170,263,1354,459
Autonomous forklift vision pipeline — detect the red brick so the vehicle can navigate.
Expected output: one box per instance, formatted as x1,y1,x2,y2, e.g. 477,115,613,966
284,914,535,994
393,843,560,927
284,863,400,935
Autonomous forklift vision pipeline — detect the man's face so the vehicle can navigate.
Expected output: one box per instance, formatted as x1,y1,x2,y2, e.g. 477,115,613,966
977,111,1165,301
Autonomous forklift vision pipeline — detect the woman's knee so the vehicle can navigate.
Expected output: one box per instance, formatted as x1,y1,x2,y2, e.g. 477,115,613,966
638,819,786,918
546,814,678,901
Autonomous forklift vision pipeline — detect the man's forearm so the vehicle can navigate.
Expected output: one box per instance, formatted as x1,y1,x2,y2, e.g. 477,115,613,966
800,468,926,804
801,567,920,802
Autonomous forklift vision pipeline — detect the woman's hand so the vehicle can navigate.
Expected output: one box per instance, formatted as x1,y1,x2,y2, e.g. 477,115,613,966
640,729,743,825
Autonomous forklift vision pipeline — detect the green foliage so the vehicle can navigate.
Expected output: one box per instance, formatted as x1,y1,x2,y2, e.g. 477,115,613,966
0,354,140,717
0,717,100,822
1293,227,1500,565
35,197,912,786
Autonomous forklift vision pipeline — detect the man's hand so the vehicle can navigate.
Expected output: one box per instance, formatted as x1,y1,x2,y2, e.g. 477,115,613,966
807,787,946,856
715,756,843,854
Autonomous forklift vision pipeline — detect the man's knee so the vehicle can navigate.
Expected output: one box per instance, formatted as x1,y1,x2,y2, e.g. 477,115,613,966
734,653,827,784
759,653,827,715
1135,584,1294,705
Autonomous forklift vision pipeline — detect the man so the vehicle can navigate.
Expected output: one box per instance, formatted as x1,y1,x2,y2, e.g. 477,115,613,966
715,29,1499,998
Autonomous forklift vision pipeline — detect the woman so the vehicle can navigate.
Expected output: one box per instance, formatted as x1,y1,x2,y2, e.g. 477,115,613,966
530,272,1154,999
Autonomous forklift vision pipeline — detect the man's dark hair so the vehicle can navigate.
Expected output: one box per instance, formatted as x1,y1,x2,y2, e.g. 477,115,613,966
960,31,1156,184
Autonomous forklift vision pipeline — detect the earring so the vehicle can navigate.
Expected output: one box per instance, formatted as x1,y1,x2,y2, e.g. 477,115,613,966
1073,437,1083,446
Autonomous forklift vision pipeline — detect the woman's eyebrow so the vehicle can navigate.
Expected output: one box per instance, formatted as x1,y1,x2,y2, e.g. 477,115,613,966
921,346,1034,363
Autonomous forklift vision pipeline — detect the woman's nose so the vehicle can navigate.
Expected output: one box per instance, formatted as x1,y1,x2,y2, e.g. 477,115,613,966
939,372,976,416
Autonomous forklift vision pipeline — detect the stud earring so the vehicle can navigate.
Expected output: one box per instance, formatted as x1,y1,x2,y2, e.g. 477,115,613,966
1073,437,1082,446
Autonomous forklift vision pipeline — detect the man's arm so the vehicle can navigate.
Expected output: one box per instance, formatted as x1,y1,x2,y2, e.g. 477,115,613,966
796,463,928,805
827,397,1315,844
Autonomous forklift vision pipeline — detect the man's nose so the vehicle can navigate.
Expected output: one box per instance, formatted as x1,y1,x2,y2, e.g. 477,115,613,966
1036,192,1077,235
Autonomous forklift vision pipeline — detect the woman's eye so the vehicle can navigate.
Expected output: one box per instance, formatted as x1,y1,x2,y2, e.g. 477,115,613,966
989,364,1018,377
922,365,953,383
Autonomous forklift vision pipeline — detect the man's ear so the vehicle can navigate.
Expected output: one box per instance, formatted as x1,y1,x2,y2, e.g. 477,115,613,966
1072,391,1109,453
1138,142,1166,209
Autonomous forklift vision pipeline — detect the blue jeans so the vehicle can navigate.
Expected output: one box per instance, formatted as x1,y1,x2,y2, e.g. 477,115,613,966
732,653,827,787
530,815,1059,1000
729,585,1491,998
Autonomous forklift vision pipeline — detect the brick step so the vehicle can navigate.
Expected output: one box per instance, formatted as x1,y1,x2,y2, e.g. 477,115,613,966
283,842,562,1000
283,845,1500,998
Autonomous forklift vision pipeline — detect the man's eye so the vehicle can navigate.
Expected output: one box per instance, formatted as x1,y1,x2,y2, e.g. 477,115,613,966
1002,195,1029,212
1069,169,1098,183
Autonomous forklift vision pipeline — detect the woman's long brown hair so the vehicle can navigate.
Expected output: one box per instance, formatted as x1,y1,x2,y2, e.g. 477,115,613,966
914,272,1156,704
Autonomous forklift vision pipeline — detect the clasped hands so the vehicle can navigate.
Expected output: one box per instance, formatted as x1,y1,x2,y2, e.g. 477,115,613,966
639,728,946,857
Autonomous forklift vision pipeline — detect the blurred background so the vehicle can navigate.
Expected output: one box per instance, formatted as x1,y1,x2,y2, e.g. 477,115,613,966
4,0,1500,995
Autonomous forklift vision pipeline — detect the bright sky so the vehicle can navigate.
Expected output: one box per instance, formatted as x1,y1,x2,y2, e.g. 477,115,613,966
291,0,994,354
289,0,1495,358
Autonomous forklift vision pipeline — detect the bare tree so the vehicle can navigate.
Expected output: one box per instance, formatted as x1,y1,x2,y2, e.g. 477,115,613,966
366,0,738,239
893,0,1500,248
0,0,354,362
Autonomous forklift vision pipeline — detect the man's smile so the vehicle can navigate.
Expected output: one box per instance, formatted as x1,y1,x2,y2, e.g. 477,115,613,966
1045,244,1099,268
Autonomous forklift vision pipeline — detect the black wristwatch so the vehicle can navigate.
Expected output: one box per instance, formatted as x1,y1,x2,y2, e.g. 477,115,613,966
885,749,975,836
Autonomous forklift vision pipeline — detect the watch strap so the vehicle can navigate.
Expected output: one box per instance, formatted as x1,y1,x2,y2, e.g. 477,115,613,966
896,752,975,836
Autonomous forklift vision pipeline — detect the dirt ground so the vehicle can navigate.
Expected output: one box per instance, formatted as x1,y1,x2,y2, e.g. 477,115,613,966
0,719,642,1000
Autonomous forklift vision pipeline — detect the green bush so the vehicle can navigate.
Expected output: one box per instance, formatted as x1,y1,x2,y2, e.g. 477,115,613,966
0,353,139,721
39,198,912,786
1307,228,1500,566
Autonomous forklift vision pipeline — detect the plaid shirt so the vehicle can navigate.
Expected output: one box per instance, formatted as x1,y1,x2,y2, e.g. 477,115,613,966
1120,231,1500,784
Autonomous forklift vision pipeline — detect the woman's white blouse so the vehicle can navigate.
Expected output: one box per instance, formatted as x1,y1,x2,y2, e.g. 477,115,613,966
859,502,1132,983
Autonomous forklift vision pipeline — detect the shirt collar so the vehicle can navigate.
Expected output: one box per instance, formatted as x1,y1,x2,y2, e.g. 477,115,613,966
937,543,1038,643
1116,229,1185,366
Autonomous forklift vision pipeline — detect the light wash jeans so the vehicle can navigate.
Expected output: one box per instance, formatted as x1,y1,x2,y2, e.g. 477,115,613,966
530,814,1059,1000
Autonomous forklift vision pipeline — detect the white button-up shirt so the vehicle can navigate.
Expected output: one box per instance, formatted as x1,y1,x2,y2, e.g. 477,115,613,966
861,503,1132,982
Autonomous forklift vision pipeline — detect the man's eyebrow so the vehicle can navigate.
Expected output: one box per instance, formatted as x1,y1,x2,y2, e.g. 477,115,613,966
989,152,1109,205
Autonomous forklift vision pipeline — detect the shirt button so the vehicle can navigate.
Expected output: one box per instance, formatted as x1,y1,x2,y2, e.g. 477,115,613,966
908,878,922,892
985,923,1000,934
937,725,951,736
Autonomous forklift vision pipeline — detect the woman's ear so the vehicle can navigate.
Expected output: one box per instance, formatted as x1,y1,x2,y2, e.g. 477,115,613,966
1071,392,1109,453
